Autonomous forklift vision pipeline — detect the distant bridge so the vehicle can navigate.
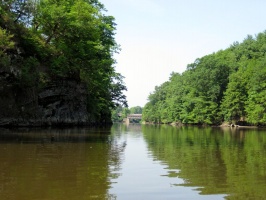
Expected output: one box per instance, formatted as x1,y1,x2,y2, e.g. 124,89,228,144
125,114,142,124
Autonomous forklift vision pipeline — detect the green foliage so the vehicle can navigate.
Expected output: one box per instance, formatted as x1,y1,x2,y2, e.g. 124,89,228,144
143,30,266,125
111,106,129,122
130,106,142,114
142,125,266,199
0,0,127,123
245,58,266,124
0,28,14,51
0,28,14,68
221,63,250,122
111,106,142,122
111,106,123,122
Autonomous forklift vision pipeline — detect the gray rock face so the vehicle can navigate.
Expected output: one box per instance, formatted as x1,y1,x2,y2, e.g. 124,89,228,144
0,73,91,126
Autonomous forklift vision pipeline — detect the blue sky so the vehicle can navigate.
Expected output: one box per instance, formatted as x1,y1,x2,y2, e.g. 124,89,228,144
100,0,266,107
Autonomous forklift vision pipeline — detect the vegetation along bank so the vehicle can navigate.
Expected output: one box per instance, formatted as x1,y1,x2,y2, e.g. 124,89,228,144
143,32,266,126
0,0,127,126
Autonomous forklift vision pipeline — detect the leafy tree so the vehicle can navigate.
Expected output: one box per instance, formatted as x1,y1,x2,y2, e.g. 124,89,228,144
220,63,250,122
143,82,169,123
0,28,14,69
245,58,266,124
130,106,142,114
0,0,127,123
143,31,266,125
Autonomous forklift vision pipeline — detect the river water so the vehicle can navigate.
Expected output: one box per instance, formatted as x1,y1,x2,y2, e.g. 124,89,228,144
0,124,266,199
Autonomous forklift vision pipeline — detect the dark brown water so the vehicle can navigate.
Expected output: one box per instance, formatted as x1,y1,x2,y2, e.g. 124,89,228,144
0,124,266,199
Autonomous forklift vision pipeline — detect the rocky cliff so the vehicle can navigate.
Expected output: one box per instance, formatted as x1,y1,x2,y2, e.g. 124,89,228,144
0,72,91,127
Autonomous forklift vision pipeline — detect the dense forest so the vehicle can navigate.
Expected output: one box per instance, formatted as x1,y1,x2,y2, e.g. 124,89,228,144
0,0,127,125
143,32,266,125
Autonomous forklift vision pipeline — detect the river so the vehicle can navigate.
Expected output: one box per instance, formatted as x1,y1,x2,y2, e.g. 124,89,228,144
0,124,266,199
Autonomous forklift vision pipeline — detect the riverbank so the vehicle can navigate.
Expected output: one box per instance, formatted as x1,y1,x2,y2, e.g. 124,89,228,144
142,121,262,128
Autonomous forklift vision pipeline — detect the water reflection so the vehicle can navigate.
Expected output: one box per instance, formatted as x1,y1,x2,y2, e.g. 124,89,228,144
2,125,266,199
142,125,266,199
0,127,125,200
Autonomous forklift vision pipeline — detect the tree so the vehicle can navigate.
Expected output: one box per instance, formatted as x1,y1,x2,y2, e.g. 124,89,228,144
0,28,15,69
0,0,127,123
220,64,250,123
245,58,266,124
130,106,142,114
143,31,266,125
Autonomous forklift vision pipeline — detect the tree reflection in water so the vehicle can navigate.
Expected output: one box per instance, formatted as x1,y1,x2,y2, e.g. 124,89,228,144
0,127,126,200
142,125,266,199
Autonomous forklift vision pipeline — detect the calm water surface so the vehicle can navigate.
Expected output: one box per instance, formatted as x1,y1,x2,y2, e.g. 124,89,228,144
0,124,266,199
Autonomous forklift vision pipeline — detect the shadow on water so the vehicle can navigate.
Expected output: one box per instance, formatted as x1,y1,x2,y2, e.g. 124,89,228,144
142,125,266,199
0,127,114,143
0,127,126,200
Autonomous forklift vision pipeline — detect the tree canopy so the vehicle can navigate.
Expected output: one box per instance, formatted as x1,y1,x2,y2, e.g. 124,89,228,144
0,0,127,123
143,31,266,125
